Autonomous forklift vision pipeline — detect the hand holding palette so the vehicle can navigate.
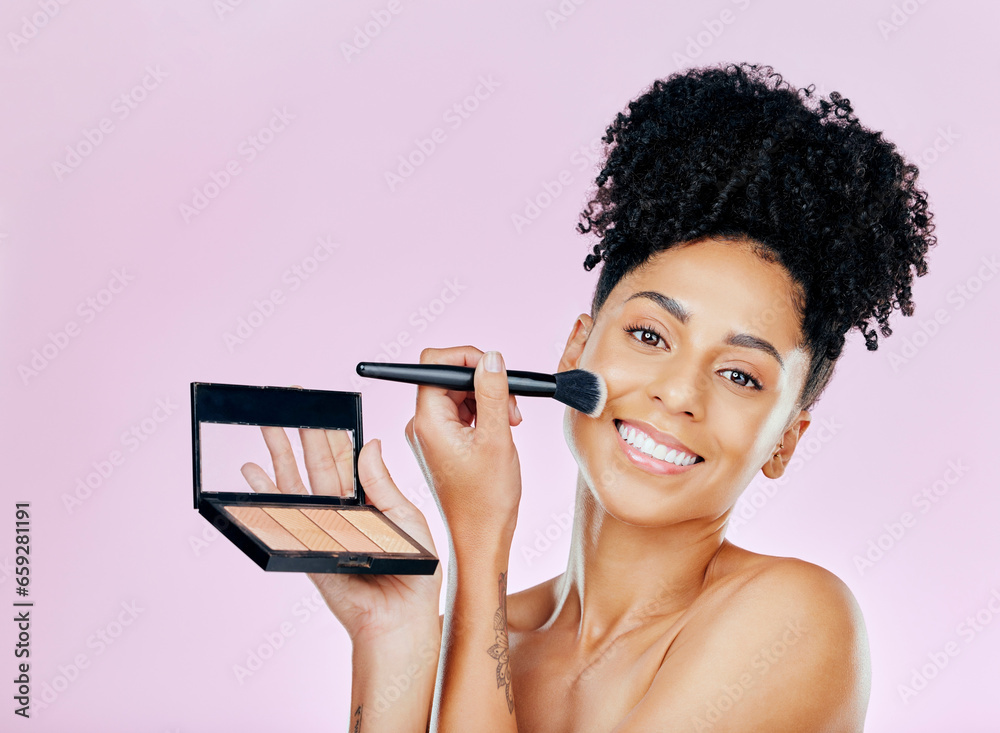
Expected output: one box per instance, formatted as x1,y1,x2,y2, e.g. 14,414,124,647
191,382,438,574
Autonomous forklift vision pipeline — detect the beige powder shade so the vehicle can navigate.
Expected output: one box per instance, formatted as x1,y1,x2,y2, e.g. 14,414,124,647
340,510,420,554
262,507,347,552
224,505,422,555
225,506,307,551
300,509,384,553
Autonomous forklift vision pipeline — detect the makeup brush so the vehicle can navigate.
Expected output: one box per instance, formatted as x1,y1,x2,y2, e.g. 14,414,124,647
355,362,607,418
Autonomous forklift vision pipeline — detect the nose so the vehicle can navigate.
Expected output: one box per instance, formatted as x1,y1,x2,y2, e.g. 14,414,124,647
644,352,706,420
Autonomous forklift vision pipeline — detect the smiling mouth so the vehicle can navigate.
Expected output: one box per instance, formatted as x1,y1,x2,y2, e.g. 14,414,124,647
614,419,704,467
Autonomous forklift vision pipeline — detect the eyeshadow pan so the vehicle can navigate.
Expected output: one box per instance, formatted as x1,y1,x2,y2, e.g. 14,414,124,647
340,509,420,554
262,507,347,551
226,506,307,551
301,508,384,553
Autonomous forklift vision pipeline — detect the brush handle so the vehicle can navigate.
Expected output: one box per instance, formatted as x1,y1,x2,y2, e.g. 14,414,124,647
356,362,557,397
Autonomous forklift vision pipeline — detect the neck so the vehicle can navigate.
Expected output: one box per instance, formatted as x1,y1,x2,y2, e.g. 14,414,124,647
550,470,731,646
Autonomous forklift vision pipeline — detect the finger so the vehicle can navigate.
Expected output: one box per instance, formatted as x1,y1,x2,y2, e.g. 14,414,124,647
414,346,485,423
240,462,278,493
509,395,523,426
458,396,476,425
260,425,308,494
472,350,513,443
299,427,341,496
356,438,413,515
357,439,436,553
327,428,356,496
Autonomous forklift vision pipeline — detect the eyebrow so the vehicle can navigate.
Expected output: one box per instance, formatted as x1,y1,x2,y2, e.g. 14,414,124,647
624,290,785,370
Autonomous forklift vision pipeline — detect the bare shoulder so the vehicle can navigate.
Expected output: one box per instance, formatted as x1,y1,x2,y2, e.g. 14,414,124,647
615,545,872,732
709,545,872,696
713,544,868,631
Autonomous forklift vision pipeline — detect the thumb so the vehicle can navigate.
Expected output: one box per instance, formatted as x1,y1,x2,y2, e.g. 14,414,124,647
474,350,512,441
356,438,410,514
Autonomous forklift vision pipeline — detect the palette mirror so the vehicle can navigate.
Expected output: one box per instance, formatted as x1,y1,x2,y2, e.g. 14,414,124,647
191,382,438,574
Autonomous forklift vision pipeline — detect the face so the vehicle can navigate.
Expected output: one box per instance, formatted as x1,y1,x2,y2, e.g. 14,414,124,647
558,237,812,527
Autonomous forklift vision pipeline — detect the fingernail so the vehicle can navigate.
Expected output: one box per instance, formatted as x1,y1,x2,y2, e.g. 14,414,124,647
484,350,503,373
513,403,522,422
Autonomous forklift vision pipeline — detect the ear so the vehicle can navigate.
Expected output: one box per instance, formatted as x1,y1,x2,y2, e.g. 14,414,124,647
557,313,593,373
761,409,811,480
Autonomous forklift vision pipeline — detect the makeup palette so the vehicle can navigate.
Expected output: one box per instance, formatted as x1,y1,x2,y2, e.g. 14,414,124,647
191,382,438,574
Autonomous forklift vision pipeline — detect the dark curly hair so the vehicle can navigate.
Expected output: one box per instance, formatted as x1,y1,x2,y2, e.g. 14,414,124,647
578,62,936,412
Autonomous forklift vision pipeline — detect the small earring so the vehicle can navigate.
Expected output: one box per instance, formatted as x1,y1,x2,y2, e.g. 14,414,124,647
773,441,784,459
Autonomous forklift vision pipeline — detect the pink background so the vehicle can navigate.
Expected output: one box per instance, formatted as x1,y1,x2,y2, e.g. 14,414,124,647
2,1,997,730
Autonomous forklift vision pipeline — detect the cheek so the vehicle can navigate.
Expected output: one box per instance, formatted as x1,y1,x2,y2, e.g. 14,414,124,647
579,337,650,405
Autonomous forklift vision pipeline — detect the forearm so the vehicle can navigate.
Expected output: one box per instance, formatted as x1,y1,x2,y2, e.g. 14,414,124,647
432,543,518,732
350,620,441,733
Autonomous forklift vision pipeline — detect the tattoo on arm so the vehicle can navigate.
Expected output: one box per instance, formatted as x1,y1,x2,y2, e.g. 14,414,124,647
487,571,514,714
352,703,362,732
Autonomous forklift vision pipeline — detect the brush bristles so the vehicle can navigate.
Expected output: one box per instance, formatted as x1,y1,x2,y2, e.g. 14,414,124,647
552,369,607,418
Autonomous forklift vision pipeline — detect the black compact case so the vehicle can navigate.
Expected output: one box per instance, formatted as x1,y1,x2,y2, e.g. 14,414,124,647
191,382,438,574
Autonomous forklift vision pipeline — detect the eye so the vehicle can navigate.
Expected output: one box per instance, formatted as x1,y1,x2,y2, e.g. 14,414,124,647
719,368,763,391
623,322,667,349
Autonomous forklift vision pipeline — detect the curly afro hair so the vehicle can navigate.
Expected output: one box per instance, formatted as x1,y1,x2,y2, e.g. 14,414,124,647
578,62,937,412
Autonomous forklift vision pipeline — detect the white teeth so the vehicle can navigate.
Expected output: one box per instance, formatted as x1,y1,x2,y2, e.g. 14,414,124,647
616,420,699,467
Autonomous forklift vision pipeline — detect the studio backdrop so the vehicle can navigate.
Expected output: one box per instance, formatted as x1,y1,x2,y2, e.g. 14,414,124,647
1,1,997,731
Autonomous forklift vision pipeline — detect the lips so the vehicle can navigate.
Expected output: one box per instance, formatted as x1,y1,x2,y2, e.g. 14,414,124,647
614,419,705,465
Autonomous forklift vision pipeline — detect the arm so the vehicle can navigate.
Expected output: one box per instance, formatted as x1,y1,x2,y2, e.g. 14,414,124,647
240,428,443,733
350,618,442,733
433,546,517,730
612,560,871,733
403,347,524,732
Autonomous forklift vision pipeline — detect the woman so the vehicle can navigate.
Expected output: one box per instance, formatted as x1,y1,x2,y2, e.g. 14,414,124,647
245,62,936,731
